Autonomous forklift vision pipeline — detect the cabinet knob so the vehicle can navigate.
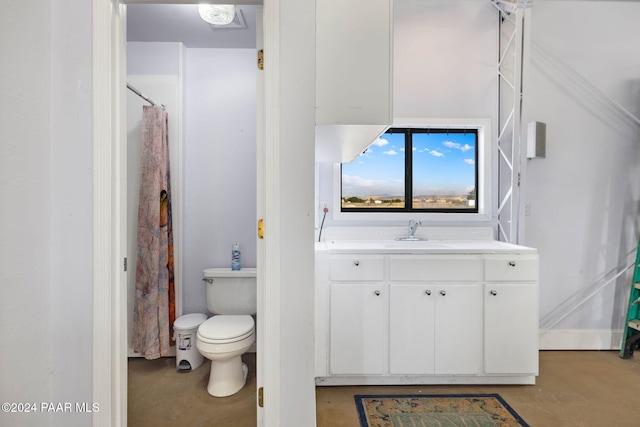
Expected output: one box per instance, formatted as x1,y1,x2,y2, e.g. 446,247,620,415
508,261,516,267
353,260,360,266
439,290,446,296
425,290,432,296
490,290,498,296
374,290,381,296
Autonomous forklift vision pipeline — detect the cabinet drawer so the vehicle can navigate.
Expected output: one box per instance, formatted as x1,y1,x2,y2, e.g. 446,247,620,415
330,255,384,281
389,255,481,282
484,255,538,281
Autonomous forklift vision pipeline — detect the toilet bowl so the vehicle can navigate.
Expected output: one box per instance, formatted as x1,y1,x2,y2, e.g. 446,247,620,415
196,315,255,397
196,267,257,397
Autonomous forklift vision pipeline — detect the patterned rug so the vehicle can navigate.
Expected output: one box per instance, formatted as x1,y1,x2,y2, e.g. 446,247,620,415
355,394,528,427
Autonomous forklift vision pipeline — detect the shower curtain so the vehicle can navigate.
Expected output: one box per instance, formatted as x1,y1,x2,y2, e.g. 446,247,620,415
132,105,176,360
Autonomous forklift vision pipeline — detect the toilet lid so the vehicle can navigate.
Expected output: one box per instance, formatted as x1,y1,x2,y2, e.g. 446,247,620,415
174,313,207,330
198,315,254,341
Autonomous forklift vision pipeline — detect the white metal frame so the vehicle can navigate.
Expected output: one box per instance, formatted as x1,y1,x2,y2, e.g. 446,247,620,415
493,1,532,244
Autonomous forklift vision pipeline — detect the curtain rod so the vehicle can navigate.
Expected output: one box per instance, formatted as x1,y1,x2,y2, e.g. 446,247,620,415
127,83,165,109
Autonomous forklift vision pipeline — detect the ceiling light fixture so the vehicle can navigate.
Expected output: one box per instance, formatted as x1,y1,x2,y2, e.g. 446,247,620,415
198,4,236,26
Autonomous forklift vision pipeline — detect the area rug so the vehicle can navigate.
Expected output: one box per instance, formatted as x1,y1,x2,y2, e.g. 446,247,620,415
355,394,528,427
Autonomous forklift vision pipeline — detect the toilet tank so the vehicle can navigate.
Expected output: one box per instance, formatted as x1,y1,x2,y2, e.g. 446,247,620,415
203,268,257,315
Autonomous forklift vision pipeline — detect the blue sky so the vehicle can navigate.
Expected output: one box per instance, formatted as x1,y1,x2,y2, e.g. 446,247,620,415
342,131,476,197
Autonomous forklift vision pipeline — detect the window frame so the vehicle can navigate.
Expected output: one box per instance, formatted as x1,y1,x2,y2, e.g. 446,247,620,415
332,118,493,224
340,127,479,213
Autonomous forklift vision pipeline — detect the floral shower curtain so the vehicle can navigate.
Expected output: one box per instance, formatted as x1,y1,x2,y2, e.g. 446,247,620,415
132,105,176,360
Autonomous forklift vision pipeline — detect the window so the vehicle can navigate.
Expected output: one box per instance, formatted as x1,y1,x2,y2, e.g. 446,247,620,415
341,127,478,213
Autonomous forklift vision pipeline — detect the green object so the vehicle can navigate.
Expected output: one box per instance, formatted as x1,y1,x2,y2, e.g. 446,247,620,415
620,243,640,359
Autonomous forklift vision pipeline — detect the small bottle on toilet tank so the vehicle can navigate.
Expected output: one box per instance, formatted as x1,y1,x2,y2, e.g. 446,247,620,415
231,243,241,270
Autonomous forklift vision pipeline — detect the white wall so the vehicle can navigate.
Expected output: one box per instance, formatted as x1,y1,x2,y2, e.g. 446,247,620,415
183,48,257,314
50,0,93,424
0,0,93,426
0,2,53,425
527,1,640,348
393,0,497,119
128,42,183,76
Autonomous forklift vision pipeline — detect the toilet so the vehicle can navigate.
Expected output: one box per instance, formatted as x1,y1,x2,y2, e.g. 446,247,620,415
196,267,256,397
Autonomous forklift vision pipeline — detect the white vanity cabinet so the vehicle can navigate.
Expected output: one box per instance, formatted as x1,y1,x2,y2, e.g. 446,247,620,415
483,255,539,375
329,255,386,375
389,256,482,375
316,243,539,386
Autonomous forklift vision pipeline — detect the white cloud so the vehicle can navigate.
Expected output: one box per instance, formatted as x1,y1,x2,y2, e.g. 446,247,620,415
464,158,475,165
443,141,460,149
430,150,444,157
443,141,473,152
371,137,389,147
383,149,398,155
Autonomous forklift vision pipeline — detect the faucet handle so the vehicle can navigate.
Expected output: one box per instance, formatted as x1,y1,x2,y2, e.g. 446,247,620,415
408,219,422,237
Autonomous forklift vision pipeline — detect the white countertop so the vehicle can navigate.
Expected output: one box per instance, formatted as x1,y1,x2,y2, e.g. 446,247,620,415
318,239,537,254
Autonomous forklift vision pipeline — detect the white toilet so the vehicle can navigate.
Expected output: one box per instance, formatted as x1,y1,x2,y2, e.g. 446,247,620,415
196,267,256,397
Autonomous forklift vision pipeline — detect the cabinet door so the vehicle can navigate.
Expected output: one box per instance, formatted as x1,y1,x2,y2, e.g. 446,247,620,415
484,284,538,374
389,284,435,375
434,284,482,375
330,284,386,375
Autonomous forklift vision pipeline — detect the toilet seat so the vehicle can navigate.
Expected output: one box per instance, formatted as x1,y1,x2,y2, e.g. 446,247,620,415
197,315,255,344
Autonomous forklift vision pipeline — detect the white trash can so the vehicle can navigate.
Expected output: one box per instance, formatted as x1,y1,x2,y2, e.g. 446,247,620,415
173,313,208,372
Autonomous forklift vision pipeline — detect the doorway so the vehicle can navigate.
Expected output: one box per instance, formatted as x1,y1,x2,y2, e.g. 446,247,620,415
94,1,317,425
125,0,260,418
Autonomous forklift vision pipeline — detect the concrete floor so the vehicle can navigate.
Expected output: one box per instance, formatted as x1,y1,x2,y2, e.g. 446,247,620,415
129,351,640,426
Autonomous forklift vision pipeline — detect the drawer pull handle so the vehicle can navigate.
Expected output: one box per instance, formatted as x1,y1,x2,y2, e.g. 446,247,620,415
439,290,446,296
490,290,498,296
508,261,516,267
354,260,360,266
425,290,432,296
374,290,380,296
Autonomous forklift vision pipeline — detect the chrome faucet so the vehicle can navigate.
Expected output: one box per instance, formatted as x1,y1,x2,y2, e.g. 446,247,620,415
408,219,422,239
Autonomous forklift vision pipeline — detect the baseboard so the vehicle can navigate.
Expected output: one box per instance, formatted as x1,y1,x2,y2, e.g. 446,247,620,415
539,329,623,350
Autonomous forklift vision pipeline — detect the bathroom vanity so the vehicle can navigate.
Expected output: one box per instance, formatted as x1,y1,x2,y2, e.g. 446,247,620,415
315,227,539,386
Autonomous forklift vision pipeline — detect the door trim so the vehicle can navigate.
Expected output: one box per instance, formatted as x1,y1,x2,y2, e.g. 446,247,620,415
92,1,127,425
